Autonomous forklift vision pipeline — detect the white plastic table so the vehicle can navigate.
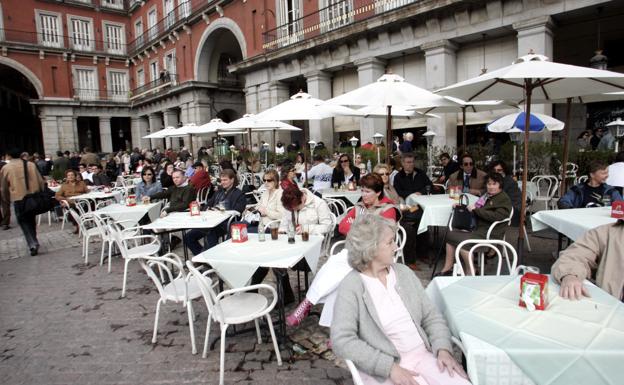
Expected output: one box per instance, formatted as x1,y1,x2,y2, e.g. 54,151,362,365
426,275,624,385
94,202,162,227
531,207,616,241
70,191,122,203
320,188,362,205
407,193,478,234
142,210,234,231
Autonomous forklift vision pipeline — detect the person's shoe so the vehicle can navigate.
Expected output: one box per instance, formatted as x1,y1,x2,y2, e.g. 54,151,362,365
286,298,312,327
30,247,38,256
433,269,453,277
170,236,182,250
3,225,10,230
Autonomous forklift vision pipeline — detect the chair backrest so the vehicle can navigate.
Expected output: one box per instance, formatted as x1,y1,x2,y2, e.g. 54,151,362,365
321,212,337,257
454,239,518,276
486,206,513,239
74,199,92,216
559,162,579,178
197,186,209,205
138,254,185,301
530,175,559,198
323,198,347,218
344,359,365,385
68,208,88,233
330,240,346,256
432,183,447,192
394,224,407,263
186,261,224,322
575,175,588,185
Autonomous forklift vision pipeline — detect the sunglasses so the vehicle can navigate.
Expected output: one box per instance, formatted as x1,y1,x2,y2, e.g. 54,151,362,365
340,160,350,163
376,172,389,176
144,173,153,176
263,179,274,182
463,162,474,166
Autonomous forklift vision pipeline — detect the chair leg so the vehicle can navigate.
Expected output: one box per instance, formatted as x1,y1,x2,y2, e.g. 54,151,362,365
187,300,197,355
107,241,113,273
100,240,106,266
202,314,212,358
48,211,52,226
266,314,282,366
219,324,229,385
122,258,130,297
152,299,162,343
523,225,532,252
84,236,90,264
254,319,262,344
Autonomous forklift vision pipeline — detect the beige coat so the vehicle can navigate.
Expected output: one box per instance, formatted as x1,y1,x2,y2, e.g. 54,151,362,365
552,222,624,300
279,189,333,235
447,169,488,195
0,160,45,202
258,188,285,228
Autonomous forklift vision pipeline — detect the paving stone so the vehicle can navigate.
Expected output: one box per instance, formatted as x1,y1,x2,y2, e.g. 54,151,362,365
244,350,271,362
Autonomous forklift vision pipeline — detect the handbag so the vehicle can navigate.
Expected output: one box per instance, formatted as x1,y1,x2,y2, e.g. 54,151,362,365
451,194,474,232
18,160,57,216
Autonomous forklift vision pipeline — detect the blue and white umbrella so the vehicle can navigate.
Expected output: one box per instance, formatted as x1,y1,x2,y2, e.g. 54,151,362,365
487,111,564,133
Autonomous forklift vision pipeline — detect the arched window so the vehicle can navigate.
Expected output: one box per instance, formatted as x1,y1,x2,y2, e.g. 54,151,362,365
217,54,238,85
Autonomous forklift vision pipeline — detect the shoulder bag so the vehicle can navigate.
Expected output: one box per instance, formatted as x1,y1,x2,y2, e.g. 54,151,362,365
451,194,474,232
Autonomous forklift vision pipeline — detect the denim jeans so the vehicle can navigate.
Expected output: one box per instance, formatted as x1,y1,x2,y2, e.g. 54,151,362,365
14,201,39,250
184,223,227,256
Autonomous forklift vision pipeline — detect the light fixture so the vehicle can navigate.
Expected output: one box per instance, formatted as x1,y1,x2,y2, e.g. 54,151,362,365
590,7,608,70
373,133,384,165
118,128,124,138
86,128,92,139
229,144,236,163
606,118,624,152
262,142,269,166
308,140,317,159
349,136,359,161
422,131,436,178
480,33,487,74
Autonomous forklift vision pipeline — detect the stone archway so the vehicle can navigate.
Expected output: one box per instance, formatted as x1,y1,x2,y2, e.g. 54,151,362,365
0,57,43,98
194,18,246,83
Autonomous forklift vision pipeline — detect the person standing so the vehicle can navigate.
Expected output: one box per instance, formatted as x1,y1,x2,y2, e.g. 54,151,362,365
52,151,70,176
0,149,45,255
80,147,100,166
0,156,11,230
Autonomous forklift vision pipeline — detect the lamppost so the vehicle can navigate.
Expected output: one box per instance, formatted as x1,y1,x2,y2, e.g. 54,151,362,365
606,118,624,153
373,133,384,165
229,145,236,163
422,131,436,178
509,129,523,176
262,142,269,167
349,136,359,161
308,140,317,159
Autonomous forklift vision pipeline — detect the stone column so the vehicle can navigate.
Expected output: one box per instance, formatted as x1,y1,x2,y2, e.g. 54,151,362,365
255,83,272,144
355,58,386,143
423,40,458,149
163,109,179,149
99,117,113,153
40,114,61,156
268,81,291,146
306,70,333,149
57,116,75,153
148,113,163,150
131,116,149,149
513,16,554,142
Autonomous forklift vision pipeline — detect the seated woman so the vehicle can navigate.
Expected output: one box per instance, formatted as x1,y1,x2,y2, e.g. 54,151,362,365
55,169,89,233
256,170,284,230
558,160,622,209
373,163,402,204
438,172,512,276
287,174,397,327
294,152,306,180
332,154,360,187
135,166,163,201
332,214,469,385
159,162,175,189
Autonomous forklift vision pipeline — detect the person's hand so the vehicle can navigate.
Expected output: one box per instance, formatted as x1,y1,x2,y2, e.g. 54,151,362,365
61,200,69,208
160,210,168,218
560,274,590,300
389,363,420,385
436,349,468,379
439,176,446,183
467,204,476,212
295,224,302,235
414,192,422,196
142,196,150,203
257,206,267,216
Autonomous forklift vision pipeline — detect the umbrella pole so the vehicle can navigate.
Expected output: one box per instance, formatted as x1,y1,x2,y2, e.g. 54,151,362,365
517,81,533,264
462,106,467,152
303,127,309,186
248,128,255,186
386,105,392,165
559,98,572,196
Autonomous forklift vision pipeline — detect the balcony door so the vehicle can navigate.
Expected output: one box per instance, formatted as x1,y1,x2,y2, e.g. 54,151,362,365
276,0,302,46
164,0,175,29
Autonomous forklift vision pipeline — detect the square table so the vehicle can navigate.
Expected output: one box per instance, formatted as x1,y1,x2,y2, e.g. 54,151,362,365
426,275,624,385
193,233,324,341
70,191,122,203
94,202,162,227
320,188,362,205
531,207,616,241
406,193,478,234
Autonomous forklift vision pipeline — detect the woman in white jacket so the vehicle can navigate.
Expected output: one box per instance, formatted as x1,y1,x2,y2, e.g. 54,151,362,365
256,169,285,230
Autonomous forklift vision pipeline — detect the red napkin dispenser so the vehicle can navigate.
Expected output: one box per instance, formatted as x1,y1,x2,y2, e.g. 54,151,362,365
519,272,549,311
231,223,248,243
612,201,624,219
189,201,200,216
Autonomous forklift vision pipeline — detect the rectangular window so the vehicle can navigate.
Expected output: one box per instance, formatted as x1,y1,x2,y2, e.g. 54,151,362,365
164,51,176,76
149,61,159,82
179,0,191,18
69,17,93,51
104,23,125,54
147,9,157,41
102,0,124,10
74,67,97,100
136,68,145,88
134,20,143,47
276,0,302,47
108,71,128,101
164,0,175,29
320,0,352,33
37,12,63,48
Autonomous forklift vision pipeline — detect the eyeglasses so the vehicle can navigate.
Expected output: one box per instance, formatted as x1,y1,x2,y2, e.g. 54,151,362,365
493,168,503,173
263,179,274,182
376,172,389,176
144,173,153,176
340,160,350,163
463,162,474,166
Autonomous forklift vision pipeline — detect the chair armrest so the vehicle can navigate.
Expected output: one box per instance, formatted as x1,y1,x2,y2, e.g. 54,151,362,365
125,234,160,245
216,283,278,313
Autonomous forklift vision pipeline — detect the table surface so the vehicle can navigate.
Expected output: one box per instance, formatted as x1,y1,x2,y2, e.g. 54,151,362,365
531,207,616,241
427,275,624,385
192,233,324,289
95,203,161,226
407,193,478,234
70,191,122,201
142,210,233,231
320,188,362,205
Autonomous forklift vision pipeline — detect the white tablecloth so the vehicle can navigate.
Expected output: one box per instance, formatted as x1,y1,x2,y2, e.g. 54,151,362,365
531,207,616,241
94,203,162,227
320,188,362,205
141,210,233,231
406,194,478,234
48,185,61,193
70,191,122,202
426,275,624,385
192,233,323,289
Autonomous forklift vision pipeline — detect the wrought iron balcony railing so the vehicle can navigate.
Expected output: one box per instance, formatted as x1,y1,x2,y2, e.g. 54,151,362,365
0,28,127,55
73,88,130,102
130,74,179,101
262,0,420,51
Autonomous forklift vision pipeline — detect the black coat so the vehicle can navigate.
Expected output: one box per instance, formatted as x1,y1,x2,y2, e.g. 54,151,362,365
393,169,432,199
331,166,360,185
206,187,247,214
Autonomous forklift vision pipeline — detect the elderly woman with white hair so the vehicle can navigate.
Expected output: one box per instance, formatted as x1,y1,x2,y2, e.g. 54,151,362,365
332,215,470,385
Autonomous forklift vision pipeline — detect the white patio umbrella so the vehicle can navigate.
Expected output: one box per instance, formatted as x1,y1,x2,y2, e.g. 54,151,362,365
186,118,231,135
357,105,439,119
142,126,189,139
327,73,460,164
255,91,362,181
437,53,624,259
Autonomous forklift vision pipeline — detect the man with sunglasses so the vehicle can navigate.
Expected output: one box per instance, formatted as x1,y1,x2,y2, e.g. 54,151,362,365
447,154,487,196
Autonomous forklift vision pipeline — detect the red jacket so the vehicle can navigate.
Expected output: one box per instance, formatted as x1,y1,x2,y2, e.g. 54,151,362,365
338,196,396,235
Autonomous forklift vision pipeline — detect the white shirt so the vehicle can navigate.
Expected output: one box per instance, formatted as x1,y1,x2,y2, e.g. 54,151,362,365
607,162,624,187
306,162,333,191
81,171,93,182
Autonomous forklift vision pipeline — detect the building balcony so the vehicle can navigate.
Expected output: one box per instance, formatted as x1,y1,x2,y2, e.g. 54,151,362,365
130,74,179,101
262,0,419,51
73,88,130,103
0,28,127,56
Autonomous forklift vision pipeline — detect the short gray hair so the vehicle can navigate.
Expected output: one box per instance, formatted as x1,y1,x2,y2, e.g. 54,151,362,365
346,214,397,272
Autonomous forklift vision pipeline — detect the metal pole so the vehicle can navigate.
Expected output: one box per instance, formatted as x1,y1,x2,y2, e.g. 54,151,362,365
377,147,381,165
386,105,392,165
462,106,467,152
559,98,572,196
517,80,532,264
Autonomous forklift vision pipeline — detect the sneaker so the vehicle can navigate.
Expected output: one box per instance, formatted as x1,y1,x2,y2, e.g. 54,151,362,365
286,298,312,327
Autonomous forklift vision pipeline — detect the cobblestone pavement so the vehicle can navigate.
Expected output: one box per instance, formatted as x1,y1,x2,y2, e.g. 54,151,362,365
0,214,558,385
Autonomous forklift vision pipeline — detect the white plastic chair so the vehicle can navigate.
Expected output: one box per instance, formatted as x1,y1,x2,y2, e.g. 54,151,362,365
530,175,559,211
344,359,365,385
186,261,282,385
321,212,337,258
575,175,588,185
95,215,142,273
454,239,518,276
394,224,407,264
329,240,346,256
109,222,161,297
138,253,204,355
68,209,103,264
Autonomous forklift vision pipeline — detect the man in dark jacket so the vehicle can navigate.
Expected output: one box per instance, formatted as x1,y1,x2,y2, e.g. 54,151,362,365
147,169,196,214
90,164,111,186
184,169,246,255
392,152,432,266
558,160,623,209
